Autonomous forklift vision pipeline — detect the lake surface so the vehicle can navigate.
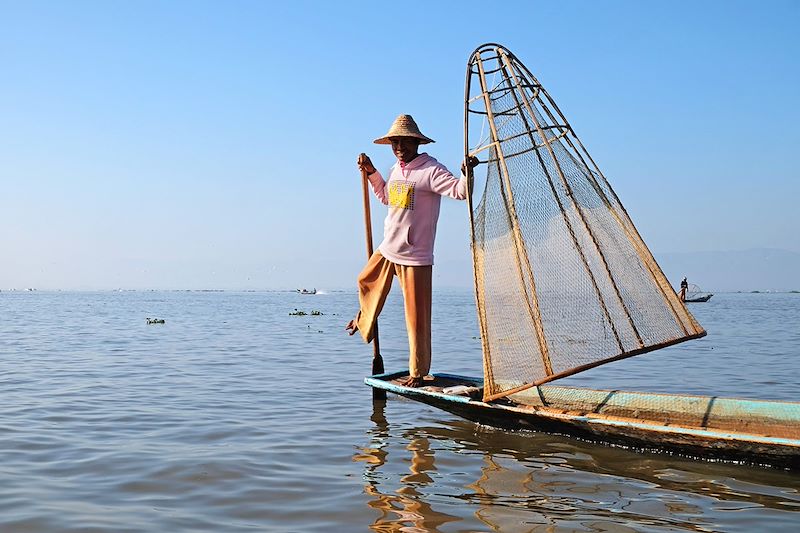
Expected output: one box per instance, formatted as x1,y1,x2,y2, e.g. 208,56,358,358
0,290,798,532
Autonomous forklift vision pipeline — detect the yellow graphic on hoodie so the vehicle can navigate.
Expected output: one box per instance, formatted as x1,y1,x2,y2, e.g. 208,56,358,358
388,181,415,210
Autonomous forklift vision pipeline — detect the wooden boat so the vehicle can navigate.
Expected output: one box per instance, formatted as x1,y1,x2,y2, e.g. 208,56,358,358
366,371,800,469
685,294,712,303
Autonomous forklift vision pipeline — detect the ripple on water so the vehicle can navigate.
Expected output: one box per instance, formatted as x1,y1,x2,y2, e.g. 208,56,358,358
0,291,798,531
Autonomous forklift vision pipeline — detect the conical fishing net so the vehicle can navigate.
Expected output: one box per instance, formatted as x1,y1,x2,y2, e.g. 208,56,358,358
465,44,706,401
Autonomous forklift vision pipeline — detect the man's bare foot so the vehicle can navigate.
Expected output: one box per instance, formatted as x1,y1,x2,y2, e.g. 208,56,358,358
345,319,359,336
400,376,424,387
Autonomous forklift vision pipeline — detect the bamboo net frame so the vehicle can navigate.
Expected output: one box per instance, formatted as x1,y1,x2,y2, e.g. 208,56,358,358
464,44,706,402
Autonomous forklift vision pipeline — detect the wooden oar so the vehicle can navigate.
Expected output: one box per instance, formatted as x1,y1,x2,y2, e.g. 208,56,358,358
359,153,386,400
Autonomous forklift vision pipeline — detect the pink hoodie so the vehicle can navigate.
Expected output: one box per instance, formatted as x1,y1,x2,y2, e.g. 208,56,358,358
368,153,467,266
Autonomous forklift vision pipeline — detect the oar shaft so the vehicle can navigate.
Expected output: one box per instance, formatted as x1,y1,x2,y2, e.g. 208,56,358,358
360,164,386,398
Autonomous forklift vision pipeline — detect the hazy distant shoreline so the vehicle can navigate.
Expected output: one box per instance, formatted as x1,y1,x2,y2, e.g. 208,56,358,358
3,248,798,294
3,288,799,294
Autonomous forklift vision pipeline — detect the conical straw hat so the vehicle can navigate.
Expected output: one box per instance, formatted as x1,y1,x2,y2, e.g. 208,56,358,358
373,114,435,145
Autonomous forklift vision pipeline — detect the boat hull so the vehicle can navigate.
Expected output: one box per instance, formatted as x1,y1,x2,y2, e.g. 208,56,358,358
685,294,713,302
365,372,800,469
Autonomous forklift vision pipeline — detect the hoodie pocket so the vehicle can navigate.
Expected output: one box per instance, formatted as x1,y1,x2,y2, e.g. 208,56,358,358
385,225,413,255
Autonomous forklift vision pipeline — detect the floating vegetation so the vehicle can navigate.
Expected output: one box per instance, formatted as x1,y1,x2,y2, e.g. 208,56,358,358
289,309,325,316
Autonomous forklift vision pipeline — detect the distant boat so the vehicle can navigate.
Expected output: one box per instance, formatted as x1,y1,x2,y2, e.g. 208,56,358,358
683,284,713,303
296,288,316,295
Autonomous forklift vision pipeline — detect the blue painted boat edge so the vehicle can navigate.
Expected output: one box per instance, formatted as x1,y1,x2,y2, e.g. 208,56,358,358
364,372,481,405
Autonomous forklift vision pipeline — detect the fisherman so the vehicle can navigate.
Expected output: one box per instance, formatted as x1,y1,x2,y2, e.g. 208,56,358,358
346,114,478,387
679,277,688,302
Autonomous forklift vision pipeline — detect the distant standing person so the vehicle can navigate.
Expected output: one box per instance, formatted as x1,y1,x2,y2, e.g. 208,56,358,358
345,114,478,387
679,277,688,302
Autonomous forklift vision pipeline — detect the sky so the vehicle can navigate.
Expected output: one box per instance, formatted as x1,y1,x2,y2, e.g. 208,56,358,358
1,0,798,290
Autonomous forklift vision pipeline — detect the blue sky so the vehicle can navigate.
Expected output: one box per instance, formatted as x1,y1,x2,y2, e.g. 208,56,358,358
1,1,798,290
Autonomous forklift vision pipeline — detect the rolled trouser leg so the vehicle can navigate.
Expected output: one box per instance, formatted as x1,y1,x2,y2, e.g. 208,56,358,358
354,251,395,343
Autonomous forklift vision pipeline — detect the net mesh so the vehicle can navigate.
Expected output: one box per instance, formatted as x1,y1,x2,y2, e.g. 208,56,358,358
466,45,706,401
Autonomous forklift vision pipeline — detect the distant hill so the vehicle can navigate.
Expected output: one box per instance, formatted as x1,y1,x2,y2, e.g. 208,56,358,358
656,248,800,293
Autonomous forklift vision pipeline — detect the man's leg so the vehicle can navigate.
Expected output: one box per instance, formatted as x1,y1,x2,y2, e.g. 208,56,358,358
396,264,433,387
347,251,395,343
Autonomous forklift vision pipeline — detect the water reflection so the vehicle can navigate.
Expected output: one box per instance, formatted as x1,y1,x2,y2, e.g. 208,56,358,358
355,400,460,532
356,401,800,532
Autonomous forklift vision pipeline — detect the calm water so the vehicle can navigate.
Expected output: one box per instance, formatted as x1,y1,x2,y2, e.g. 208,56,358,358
0,290,798,532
